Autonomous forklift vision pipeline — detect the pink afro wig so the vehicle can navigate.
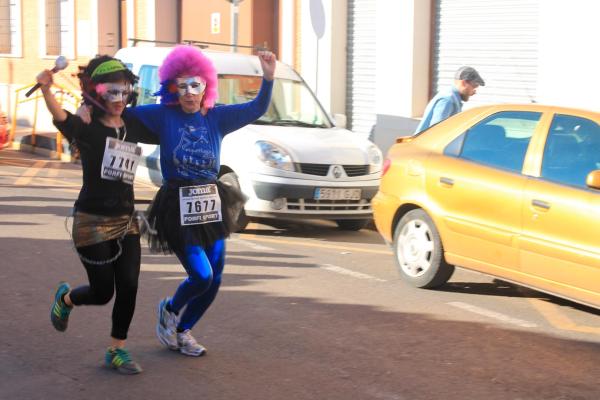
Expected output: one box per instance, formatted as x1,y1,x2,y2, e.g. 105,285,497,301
158,45,218,108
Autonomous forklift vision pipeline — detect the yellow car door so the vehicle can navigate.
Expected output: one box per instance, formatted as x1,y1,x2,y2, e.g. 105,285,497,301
520,113,600,307
426,110,543,277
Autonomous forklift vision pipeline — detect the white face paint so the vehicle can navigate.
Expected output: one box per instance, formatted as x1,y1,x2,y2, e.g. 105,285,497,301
176,77,206,96
97,83,132,103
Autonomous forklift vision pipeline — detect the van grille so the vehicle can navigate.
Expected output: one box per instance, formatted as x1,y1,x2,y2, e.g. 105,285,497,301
286,198,371,212
343,165,369,177
296,163,370,177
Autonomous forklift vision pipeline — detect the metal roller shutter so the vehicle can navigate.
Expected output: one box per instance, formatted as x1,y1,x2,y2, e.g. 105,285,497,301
433,0,540,106
346,0,376,137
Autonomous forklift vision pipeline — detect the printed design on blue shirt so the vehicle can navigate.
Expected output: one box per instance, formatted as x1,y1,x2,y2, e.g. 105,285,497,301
172,123,217,178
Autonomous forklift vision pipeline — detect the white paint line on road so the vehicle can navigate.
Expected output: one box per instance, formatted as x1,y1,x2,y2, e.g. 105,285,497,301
141,264,183,273
239,234,393,255
320,263,387,282
230,238,275,252
14,160,47,185
156,276,187,280
447,301,538,329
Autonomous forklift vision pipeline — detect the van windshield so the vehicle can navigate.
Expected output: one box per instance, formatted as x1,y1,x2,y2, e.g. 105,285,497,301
218,75,332,128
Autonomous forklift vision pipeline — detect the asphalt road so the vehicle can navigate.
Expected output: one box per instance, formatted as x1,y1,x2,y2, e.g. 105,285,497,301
1,148,599,400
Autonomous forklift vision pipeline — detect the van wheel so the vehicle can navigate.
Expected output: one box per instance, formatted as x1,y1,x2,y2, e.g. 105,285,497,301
335,219,368,231
392,209,454,288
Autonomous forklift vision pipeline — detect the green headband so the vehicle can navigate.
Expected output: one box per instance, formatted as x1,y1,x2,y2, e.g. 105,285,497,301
91,60,126,79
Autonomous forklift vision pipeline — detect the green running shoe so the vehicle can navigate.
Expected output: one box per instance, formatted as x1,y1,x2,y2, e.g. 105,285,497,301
50,282,72,332
105,347,143,375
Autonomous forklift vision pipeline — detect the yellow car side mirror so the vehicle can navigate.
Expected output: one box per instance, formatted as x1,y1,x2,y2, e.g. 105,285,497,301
585,170,600,190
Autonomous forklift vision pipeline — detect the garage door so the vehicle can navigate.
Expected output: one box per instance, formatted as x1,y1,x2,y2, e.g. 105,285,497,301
432,0,540,106
346,0,376,137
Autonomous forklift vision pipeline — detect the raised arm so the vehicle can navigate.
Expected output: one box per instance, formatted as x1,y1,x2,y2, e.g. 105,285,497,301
211,51,276,135
37,70,67,122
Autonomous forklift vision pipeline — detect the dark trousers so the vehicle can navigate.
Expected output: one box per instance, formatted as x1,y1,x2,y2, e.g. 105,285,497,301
69,234,141,340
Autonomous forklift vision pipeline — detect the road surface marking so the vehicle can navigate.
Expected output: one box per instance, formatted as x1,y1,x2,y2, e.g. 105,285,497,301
140,263,182,272
230,238,275,251
321,263,387,282
527,298,600,335
14,160,47,185
156,276,187,280
238,234,393,256
448,301,538,328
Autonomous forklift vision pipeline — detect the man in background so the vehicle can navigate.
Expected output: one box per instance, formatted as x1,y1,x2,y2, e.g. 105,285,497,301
414,66,485,134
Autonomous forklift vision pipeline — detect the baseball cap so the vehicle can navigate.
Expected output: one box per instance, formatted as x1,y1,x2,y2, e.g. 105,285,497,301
455,66,485,86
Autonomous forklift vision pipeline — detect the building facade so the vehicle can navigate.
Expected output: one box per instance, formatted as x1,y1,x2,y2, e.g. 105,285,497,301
2,0,600,147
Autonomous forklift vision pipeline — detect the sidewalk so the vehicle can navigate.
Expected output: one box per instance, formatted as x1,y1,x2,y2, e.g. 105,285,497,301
3,123,74,161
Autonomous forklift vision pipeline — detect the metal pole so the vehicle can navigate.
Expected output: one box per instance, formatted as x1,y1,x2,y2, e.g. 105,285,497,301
232,0,239,53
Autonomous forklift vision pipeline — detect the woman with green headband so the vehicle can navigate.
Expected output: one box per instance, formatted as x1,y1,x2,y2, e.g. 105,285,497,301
36,55,159,375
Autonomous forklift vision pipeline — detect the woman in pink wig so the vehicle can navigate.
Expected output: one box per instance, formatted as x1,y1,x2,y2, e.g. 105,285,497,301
127,45,276,356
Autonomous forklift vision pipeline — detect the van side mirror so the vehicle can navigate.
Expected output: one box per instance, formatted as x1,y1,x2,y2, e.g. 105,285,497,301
586,170,600,190
333,113,347,129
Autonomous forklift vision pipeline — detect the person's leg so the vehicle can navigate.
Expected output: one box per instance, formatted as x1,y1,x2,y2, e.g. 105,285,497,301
169,245,214,312
51,241,116,332
156,241,213,351
110,234,141,341
105,234,143,375
69,241,118,306
177,239,225,331
174,239,225,356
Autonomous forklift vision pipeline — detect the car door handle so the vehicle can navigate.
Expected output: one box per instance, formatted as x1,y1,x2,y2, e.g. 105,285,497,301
439,177,454,186
531,199,551,210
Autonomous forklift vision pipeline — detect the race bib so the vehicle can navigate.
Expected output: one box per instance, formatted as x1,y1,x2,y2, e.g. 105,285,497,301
101,137,142,185
179,184,222,226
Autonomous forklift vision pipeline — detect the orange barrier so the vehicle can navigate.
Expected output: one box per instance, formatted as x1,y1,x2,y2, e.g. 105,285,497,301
10,83,81,158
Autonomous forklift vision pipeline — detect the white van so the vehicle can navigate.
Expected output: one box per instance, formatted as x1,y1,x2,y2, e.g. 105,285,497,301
115,46,382,231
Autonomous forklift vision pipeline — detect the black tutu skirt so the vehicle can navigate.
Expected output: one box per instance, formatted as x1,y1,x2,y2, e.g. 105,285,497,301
141,173,247,254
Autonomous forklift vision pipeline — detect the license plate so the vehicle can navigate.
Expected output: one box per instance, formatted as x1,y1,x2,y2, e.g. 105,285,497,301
314,188,362,200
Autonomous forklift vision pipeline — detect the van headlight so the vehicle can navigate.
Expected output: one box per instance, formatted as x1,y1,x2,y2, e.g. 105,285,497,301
255,141,296,172
368,145,383,173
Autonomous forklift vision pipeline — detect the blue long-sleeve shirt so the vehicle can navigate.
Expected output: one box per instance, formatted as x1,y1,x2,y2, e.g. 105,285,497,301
414,86,462,134
127,78,273,182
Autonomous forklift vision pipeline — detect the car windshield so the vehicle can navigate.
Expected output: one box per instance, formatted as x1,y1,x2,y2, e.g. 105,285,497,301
217,75,332,128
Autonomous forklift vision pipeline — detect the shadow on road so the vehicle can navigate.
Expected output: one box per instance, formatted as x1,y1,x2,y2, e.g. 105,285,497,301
438,279,600,315
2,231,600,400
242,218,385,246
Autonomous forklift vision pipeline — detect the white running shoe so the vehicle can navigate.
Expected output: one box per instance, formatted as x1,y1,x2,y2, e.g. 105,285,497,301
156,297,178,350
176,329,207,357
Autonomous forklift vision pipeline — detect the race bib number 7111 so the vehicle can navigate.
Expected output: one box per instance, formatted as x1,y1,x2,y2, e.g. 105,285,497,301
179,184,222,226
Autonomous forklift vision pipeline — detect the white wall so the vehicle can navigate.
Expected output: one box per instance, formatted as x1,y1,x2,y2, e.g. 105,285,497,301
295,0,345,116
375,0,430,119
279,0,295,66
537,0,600,110
299,0,332,113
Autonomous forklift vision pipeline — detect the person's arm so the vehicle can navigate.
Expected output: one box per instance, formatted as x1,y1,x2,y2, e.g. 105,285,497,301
429,97,456,126
124,104,164,138
211,51,276,136
37,70,67,122
125,114,160,145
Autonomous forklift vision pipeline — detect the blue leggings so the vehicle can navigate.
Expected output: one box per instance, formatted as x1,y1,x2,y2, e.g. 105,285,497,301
170,238,225,331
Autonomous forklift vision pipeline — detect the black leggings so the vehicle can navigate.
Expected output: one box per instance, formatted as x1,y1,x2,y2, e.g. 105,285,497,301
69,234,141,340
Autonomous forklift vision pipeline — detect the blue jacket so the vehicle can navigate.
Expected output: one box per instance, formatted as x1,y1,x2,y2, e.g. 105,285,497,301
127,79,273,182
414,86,462,134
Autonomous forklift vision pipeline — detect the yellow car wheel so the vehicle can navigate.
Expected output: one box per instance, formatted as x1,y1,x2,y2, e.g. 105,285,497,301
392,209,454,288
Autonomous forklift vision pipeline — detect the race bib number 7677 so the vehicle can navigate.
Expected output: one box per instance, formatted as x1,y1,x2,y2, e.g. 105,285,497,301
179,184,222,226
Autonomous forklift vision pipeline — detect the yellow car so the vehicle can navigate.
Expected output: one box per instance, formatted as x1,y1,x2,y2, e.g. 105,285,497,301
372,104,600,308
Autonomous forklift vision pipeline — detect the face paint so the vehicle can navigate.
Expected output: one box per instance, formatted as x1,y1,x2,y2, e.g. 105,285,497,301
176,77,206,96
96,83,132,103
